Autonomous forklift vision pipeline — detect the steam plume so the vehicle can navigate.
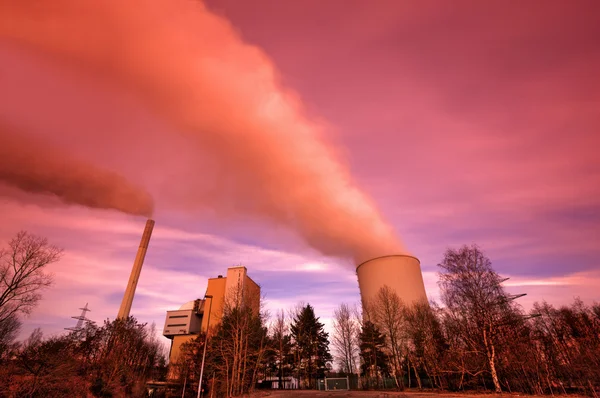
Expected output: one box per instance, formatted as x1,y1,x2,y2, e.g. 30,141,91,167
0,1,403,262
0,126,153,217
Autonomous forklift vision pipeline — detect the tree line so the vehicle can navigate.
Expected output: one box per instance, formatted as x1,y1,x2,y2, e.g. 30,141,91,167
173,293,332,397
172,245,599,397
331,245,600,396
1,317,167,397
0,231,167,397
2,231,599,396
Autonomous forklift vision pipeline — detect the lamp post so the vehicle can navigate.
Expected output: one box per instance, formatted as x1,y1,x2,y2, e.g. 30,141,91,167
197,295,213,398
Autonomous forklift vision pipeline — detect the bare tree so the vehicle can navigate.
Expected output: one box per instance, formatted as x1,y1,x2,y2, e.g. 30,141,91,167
204,280,268,396
331,303,360,375
528,299,600,395
0,312,21,359
438,244,515,393
369,285,407,389
2,316,165,397
0,231,62,324
288,301,305,386
271,309,292,388
403,300,447,389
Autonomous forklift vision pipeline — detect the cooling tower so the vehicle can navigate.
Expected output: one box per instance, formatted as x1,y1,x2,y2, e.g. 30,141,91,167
117,219,155,319
356,254,427,309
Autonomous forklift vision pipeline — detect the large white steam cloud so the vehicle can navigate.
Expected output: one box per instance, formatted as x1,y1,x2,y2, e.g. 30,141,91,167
0,0,404,262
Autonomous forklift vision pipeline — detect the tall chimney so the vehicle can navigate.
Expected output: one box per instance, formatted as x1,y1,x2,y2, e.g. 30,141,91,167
117,219,155,319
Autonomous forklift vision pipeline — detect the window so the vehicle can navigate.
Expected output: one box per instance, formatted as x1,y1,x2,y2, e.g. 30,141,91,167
167,323,187,327
169,315,188,319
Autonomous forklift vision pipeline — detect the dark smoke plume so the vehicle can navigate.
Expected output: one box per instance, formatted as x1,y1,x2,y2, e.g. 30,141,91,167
0,126,153,217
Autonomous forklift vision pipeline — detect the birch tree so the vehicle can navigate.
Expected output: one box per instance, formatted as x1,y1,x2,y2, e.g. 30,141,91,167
331,303,360,375
438,244,515,393
403,301,447,389
204,282,268,396
369,285,407,389
270,309,292,388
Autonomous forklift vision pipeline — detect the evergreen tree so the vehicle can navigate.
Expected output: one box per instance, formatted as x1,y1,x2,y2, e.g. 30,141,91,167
290,303,332,388
359,321,389,389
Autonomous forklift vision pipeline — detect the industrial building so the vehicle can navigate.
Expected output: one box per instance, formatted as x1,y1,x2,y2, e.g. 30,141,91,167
163,265,260,368
118,220,427,374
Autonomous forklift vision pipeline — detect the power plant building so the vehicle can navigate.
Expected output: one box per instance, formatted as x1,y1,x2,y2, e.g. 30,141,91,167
163,266,260,367
118,220,428,381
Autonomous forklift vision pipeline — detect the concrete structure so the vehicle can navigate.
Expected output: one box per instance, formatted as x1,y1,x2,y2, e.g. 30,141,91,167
162,300,204,365
163,299,204,337
356,254,427,308
117,219,155,319
163,266,260,368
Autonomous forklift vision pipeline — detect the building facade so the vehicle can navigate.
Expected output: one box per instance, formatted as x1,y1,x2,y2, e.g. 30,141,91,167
163,266,260,370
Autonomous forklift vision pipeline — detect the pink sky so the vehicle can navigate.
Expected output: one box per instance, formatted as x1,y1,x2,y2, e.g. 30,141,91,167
0,0,599,340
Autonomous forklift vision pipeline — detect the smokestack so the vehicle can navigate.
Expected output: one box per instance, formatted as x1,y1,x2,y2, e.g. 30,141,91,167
117,219,155,319
356,255,427,308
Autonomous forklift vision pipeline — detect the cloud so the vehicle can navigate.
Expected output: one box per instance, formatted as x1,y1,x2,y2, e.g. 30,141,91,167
0,0,405,264
504,270,600,310
206,1,599,277
0,124,153,216
3,0,599,344
0,199,360,341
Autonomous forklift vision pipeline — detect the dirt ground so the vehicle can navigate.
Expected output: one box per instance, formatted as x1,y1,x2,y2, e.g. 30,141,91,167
248,392,567,398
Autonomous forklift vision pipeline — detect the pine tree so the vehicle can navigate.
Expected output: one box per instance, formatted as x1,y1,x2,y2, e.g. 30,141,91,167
290,304,332,388
359,321,389,389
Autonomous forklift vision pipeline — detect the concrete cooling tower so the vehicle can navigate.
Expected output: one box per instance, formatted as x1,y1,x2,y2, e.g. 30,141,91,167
356,254,427,308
